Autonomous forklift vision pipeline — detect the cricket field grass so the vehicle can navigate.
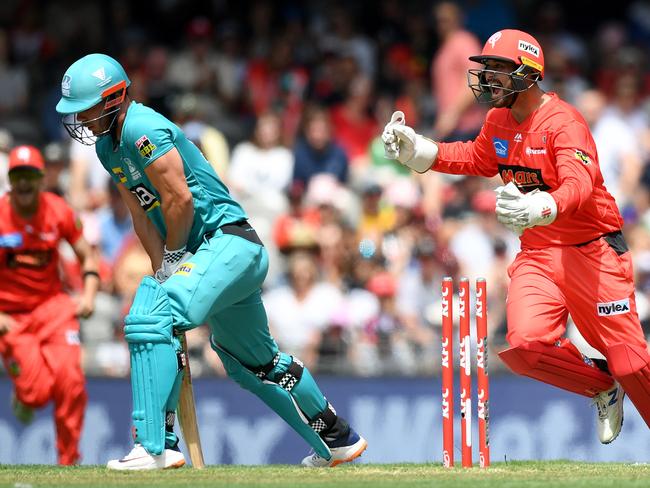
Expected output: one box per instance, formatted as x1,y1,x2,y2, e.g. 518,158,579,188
2,462,650,488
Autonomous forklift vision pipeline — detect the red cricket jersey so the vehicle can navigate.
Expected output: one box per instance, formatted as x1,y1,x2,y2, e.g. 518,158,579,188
435,93,623,248
0,192,82,313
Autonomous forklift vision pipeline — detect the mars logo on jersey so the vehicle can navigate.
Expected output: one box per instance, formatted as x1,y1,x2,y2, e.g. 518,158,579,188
498,164,550,192
493,137,509,158
135,135,156,159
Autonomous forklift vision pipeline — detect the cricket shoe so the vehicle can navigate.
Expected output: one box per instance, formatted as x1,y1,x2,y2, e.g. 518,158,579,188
301,428,368,467
106,443,186,470
11,393,34,425
593,381,625,444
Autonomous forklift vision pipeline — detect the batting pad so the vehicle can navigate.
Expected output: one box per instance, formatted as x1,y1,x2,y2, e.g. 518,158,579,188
213,343,332,460
607,343,650,428
125,276,182,455
499,340,614,397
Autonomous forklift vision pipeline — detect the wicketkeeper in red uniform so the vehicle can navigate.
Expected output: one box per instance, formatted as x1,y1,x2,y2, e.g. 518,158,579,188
382,29,650,444
0,145,99,464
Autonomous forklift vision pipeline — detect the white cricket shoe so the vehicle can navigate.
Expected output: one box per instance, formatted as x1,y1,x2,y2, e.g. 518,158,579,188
301,428,368,467
593,381,625,444
106,444,186,470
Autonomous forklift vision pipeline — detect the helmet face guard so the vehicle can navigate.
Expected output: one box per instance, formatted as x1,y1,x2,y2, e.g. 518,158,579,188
62,81,127,145
467,62,541,105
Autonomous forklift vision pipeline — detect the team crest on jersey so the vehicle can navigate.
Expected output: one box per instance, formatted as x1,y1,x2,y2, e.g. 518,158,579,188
112,166,127,183
575,150,591,165
135,135,156,159
493,137,509,158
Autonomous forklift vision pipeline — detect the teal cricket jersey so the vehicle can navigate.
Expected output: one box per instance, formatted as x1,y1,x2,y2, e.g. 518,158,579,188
96,101,247,253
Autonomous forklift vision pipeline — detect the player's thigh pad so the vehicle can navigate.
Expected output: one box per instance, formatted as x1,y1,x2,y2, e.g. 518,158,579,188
124,276,183,455
499,339,614,396
212,341,333,460
165,233,268,331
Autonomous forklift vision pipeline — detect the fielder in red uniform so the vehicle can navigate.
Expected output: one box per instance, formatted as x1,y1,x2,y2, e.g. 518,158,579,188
382,29,650,444
0,145,99,464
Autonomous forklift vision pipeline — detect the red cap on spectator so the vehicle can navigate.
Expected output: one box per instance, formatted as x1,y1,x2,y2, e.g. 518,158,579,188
472,189,497,213
367,272,396,298
187,17,213,39
8,145,45,173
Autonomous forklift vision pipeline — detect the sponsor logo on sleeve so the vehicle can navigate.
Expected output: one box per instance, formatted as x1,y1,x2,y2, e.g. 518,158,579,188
575,149,591,165
493,137,509,158
130,184,160,212
123,157,142,179
135,135,157,159
597,298,630,317
112,166,127,183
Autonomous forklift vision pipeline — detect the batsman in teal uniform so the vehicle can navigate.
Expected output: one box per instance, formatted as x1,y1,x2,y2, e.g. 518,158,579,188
56,54,367,470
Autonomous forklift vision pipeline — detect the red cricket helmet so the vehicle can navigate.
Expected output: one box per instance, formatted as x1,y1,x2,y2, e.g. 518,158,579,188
467,29,544,105
470,29,545,79
8,145,45,173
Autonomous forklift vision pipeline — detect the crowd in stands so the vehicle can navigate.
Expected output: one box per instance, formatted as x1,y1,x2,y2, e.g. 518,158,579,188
2,0,650,377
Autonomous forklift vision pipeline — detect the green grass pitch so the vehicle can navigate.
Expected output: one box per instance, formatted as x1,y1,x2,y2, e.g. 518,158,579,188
2,462,650,488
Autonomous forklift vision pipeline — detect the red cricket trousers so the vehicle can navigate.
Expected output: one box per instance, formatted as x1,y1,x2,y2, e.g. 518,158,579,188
0,293,87,465
506,237,647,353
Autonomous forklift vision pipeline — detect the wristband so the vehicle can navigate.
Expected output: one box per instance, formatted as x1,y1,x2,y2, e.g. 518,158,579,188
83,270,100,280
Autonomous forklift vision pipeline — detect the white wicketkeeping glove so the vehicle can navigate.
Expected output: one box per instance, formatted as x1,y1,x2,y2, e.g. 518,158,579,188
381,111,439,173
154,246,194,283
495,182,557,234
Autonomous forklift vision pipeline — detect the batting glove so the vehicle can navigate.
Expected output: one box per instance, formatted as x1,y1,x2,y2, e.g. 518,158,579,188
495,182,557,233
155,246,193,283
381,111,438,173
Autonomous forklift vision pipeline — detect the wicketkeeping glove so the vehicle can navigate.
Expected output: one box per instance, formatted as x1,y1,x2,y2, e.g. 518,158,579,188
494,182,557,234
154,246,194,283
381,111,439,173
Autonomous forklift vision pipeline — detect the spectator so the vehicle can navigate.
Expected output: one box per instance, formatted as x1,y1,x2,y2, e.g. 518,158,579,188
293,106,349,187
330,75,378,170
264,251,344,371
430,2,485,141
229,111,294,283
576,89,642,210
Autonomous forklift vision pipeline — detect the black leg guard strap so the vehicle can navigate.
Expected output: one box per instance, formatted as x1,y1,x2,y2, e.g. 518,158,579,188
278,357,304,392
309,402,337,434
251,352,281,379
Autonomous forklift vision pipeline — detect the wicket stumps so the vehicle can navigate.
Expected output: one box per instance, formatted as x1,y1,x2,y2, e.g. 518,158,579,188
441,277,490,468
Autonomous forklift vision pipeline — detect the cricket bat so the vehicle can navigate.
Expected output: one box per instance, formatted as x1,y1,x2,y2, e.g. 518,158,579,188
177,332,206,468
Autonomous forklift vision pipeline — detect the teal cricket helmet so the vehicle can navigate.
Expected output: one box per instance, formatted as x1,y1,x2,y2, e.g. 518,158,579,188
56,53,131,144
